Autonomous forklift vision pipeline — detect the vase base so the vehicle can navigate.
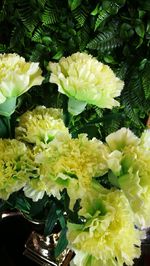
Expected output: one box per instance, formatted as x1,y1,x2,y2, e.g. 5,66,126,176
24,231,74,266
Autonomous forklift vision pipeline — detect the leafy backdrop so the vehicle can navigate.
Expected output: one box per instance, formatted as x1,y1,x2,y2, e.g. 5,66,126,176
0,0,150,138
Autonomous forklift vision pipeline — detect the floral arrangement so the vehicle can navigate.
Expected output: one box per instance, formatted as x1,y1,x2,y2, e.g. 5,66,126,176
0,52,150,266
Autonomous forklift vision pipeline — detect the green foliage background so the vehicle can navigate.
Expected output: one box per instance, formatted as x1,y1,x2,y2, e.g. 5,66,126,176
0,0,150,138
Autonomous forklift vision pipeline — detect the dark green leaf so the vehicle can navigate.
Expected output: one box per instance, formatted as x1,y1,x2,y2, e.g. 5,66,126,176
54,227,68,257
68,0,82,11
135,24,145,38
44,202,58,236
29,195,49,218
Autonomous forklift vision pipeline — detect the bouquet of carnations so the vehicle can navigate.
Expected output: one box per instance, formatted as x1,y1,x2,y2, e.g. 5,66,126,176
0,52,150,266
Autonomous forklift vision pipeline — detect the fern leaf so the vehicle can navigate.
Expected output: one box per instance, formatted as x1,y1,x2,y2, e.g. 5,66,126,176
87,30,122,52
103,113,121,135
17,1,37,32
129,71,144,107
122,91,141,126
121,70,144,126
68,0,82,11
10,25,25,48
36,0,47,8
72,6,88,27
32,27,43,43
42,3,58,25
94,9,109,30
142,62,150,99
78,24,90,50
30,48,41,62
115,62,128,80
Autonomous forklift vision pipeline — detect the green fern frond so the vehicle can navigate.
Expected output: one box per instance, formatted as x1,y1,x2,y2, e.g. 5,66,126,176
87,30,122,52
122,92,141,126
17,1,37,32
30,48,42,62
32,27,43,43
142,62,150,99
36,0,47,8
94,9,109,30
10,25,25,49
128,71,145,107
121,70,144,126
29,43,50,62
42,2,58,25
72,6,88,27
103,113,122,135
115,62,128,80
78,24,90,50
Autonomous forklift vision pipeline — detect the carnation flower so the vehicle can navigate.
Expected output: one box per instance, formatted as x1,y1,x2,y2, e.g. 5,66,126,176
23,177,46,202
140,129,150,150
119,145,150,228
0,53,44,103
106,127,140,152
106,128,150,228
48,52,124,113
24,134,109,202
0,53,44,116
15,106,69,145
0,139,30,200
67,185,141,266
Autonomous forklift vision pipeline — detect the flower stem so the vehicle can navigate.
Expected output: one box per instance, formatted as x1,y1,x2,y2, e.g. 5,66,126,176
3,116,12,138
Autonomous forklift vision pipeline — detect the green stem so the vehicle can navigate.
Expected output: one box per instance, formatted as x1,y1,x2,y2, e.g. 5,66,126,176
0,97,17,117
7,116,12,138
3,116,12,138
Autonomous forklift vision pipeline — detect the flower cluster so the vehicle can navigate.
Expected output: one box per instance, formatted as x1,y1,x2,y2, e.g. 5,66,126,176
2,105,150,266
0,52,149,266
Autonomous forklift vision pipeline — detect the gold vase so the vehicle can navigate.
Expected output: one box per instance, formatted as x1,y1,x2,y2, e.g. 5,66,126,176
1,211,74,266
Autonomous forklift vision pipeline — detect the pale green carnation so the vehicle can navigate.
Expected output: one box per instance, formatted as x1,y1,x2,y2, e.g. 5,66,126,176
67,185,141,266
140,129,150,150
106,127,140,151
106,128,150,228
119,145,150,228
0,139,30,200
24,134,109,202
48,52,124,109
15,106,69,145
0,53,44,104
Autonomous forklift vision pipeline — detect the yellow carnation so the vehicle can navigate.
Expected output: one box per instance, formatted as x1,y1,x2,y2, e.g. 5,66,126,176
119,144,150,228
15,106,69,145
67,186,141,266
140,129,150,150
24,134,109,202
106,127,140,151
0,53,44,104
106,128,150,228
48,52,124,109
0,139,30,200
37,134,109,186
